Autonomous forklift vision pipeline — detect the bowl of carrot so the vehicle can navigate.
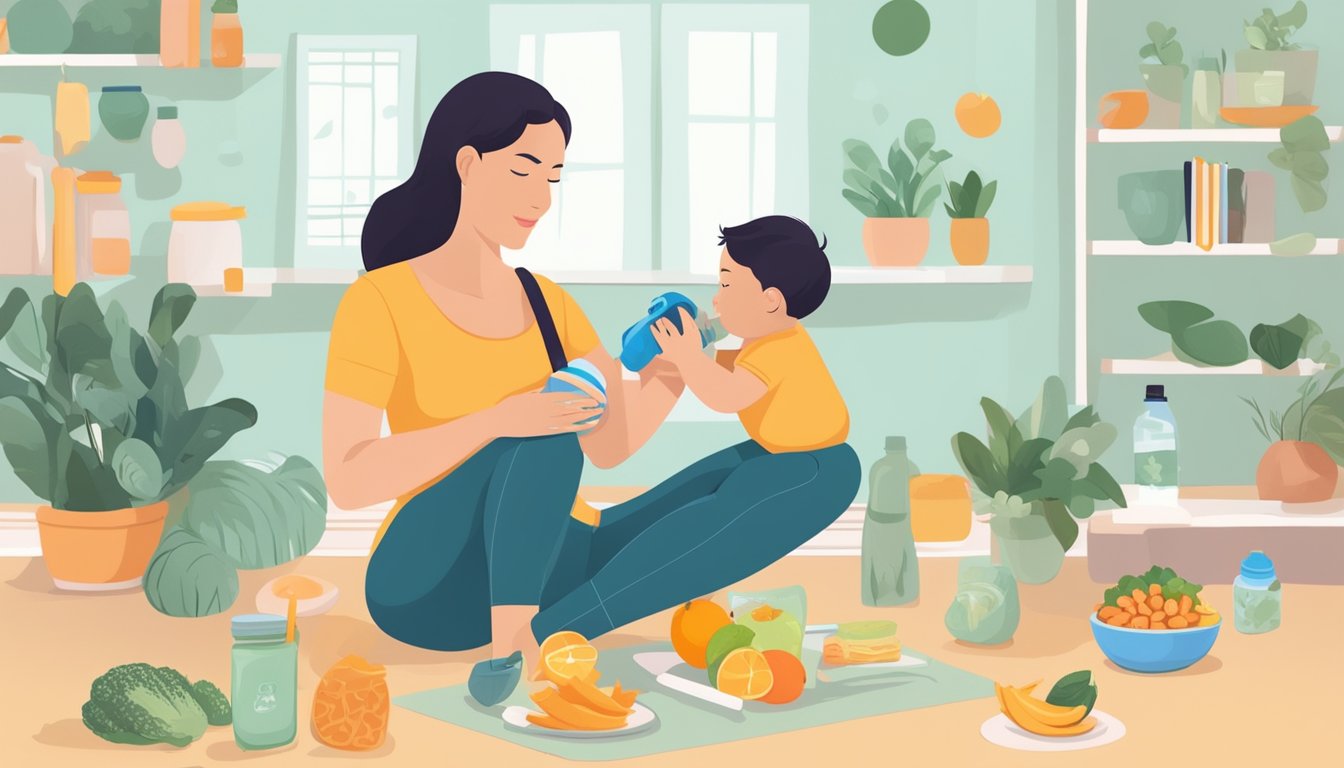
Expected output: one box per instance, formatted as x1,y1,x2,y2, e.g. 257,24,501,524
1090,565,1221,673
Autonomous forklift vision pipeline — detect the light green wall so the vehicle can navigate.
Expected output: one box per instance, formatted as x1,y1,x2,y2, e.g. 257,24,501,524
1087,0,1343,485
0,0,1074,501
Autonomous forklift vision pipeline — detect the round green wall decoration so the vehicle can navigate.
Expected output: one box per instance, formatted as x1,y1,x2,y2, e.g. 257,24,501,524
872,0,931,57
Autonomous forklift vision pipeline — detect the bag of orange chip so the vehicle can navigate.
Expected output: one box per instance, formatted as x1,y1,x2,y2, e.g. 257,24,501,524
312,654,389,751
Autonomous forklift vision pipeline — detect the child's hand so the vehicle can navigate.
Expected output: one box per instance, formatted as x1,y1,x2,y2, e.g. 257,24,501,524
651,308,703,367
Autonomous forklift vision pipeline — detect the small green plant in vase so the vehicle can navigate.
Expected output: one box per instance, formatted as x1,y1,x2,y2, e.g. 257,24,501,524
842,117,951,267
1138,21,1186,128
1237,1,1317,107
944,170,997,266
1243,368,1344,503
952,376,1127,584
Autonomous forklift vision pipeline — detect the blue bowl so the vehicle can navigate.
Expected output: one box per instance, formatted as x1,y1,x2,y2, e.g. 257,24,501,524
1090,613,1220,673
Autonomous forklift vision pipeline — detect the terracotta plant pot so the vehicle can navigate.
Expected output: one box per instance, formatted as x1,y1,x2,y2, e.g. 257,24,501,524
36,502,169,591
950,218,989,266
862,217,929,266
1256,441,1338,503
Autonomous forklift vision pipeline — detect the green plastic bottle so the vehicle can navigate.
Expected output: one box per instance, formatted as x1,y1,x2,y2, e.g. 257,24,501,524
861,436,919,605
231,614,298,750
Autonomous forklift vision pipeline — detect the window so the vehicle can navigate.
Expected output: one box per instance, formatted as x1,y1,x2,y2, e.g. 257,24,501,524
490,5,652,272
490,3,808,275
295,35,417,269
662,5,809,274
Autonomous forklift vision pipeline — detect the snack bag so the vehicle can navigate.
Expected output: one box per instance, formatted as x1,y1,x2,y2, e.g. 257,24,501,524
312,655,389,751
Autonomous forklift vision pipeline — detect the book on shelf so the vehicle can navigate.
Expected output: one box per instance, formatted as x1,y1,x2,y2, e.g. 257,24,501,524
1184,158,1249,250
1220,163,1229,244
1228,168,1245,244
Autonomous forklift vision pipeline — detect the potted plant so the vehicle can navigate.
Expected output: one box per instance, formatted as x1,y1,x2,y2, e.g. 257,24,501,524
1243,369,1344,503
0,284,326,599
842,118,951,267
952,376,1127,584
1235,2,1316,106
1138,21,1187,129
944,170,997,266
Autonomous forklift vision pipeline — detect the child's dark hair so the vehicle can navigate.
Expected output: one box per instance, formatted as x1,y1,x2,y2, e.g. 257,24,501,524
718,216,830,319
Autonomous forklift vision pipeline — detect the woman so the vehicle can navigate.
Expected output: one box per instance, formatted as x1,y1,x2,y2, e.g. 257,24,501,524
324,72,679,669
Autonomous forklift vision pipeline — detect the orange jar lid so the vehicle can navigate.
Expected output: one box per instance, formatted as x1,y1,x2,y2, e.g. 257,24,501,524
76,171,122,194
171,201,247,221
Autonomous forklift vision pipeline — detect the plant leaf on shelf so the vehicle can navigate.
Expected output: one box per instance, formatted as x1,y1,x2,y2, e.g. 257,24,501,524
1138,300,1215,334
842,189,879,217
1172,320,1250,367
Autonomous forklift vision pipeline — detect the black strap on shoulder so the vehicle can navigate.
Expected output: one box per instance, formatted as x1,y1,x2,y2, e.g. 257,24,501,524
515,267,568,373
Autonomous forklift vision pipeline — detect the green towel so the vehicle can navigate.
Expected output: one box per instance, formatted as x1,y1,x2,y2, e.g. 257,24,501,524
395,642,993,762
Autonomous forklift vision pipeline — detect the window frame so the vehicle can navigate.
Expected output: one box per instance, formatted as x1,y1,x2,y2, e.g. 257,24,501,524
660,4,810,274
489,4,654,272
293,34,418,271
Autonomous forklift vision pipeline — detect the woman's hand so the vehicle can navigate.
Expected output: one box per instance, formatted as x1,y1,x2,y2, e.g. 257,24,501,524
652,308,704,368
487,391,602,437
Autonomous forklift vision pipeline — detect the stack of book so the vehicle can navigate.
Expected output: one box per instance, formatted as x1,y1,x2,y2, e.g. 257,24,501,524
1184,158,1247,250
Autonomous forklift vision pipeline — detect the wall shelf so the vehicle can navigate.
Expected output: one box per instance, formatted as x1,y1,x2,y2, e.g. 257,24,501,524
1091,239,1342,257
1090,126,1344,144
0,54,282,69
1102,357,1326,376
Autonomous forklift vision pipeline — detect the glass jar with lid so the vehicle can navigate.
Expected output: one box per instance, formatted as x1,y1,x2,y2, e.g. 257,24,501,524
75,171,131,277
231,613,298,751
168,201,246,285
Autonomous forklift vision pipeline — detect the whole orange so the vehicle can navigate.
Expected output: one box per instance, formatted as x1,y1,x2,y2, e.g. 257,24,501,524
955,92,1002,138
670,600,731,669
758,650,806,704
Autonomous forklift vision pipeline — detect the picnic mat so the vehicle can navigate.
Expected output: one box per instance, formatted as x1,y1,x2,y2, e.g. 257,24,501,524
394,642,994,761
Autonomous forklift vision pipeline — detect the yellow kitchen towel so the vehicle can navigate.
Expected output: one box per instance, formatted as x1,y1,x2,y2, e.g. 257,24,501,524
55,82,91,156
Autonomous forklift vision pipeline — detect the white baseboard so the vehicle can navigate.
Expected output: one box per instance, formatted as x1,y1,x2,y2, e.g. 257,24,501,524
3,502,1093,560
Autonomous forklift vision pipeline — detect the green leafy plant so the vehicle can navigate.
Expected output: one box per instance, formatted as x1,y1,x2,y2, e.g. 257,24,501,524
1245,1,1308,51
1243,368,1344,457
69,0,160,55
842,118,952,218
1139,21,1187,75
944,170,997,219
1270,115,1330,213
1139,300,1335,369
951,376,1127,553
212,0,239,13
0,284,327,617
1045,671,1098,718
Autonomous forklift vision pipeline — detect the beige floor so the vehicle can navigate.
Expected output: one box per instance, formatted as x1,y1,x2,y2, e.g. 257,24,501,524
3,554,1338,766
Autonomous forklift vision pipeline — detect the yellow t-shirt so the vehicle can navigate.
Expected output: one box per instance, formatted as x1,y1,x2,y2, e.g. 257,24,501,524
732,325,849,454
324,262,600,549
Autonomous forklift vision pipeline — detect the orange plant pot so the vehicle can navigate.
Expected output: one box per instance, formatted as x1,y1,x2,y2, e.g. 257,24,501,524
36,502,169,591
950,218,989,266
1098,90,1149,129
1256,441,1338,503
862,217,929,267
909,474,973,542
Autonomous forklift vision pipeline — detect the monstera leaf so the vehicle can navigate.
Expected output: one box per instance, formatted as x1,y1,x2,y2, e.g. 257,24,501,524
144,527,240,618
181,457,327,570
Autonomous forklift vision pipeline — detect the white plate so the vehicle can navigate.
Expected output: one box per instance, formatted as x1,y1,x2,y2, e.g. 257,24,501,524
502,702,658,739
980,710,1126,752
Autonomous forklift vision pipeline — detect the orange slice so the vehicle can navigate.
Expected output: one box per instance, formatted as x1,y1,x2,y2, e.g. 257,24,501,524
558,675,631,716
609,682,639,710
714,648,774,700
530,687,627,730
525,711,576,730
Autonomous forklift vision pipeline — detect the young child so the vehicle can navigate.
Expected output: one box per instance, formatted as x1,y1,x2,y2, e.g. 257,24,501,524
650,214,849,452
530,215,861,644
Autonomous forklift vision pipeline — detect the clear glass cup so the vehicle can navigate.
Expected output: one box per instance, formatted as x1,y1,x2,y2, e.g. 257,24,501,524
728,586,816,687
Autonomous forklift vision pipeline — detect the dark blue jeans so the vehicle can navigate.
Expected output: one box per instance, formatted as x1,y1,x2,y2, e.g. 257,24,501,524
366,436,861,651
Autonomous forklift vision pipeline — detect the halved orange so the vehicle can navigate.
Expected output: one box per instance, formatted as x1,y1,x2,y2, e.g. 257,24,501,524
541,643,599,684
534,631,592,681
714,647,774,700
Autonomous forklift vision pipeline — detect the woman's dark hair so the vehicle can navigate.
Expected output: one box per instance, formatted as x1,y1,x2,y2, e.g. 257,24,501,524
718,216,831,319
360,72,571,271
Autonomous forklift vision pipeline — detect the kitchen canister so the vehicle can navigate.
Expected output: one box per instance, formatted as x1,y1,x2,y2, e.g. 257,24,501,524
151,107,187,169
99,86,150,142
168,201,246,285
75,171,131,277
0,135,58,275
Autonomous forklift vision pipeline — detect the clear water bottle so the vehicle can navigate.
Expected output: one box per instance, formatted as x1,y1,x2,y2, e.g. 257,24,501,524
1234,550,1282,634
1134,384,1179,506
862,436,919,606
695,309,728,356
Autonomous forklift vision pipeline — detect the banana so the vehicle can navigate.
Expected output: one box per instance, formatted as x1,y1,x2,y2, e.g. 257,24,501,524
999,686,1095,736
